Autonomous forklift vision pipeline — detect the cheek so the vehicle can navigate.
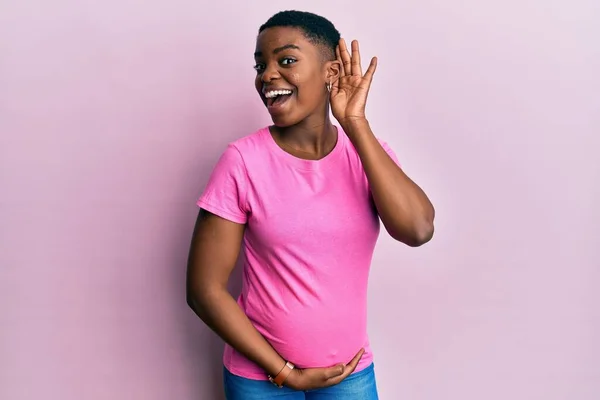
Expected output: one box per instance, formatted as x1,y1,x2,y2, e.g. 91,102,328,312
289,73,301,85
255,75,262,91
289,66,321,88
291,71,323,101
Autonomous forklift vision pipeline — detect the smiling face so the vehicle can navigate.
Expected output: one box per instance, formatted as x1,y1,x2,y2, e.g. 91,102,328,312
254,27,339,127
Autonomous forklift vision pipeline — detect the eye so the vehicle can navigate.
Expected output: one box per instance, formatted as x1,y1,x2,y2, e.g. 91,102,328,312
253,63,265,73
281,57,297,66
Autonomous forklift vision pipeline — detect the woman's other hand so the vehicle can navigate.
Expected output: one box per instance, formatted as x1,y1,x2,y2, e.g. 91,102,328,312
284,348,365,390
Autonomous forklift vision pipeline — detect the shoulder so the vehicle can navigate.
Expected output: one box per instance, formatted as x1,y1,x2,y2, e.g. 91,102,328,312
213,126,270,171
228,126,270,157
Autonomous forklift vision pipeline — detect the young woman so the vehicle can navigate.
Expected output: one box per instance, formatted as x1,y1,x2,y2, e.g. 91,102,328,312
186,10,435,399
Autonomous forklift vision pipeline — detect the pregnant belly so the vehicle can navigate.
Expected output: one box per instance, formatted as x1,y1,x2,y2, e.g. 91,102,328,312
247,301,368,368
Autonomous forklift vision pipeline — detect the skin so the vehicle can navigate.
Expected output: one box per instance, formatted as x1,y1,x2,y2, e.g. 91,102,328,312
187,26,435,391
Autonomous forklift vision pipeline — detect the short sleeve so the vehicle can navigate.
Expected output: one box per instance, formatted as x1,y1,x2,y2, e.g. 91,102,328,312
378,139,401,168
197,144,248,224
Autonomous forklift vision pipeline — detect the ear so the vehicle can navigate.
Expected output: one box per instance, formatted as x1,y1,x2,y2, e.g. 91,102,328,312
325,58,342,84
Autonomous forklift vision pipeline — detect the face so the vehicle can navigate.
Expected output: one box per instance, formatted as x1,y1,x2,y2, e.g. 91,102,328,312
254,27,339,127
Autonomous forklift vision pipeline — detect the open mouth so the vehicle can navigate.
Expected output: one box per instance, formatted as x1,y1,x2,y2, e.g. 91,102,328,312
265,89,294,109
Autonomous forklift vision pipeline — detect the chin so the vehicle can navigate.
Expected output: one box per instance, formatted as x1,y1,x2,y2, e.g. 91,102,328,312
272,120,293,128
270,114,300,128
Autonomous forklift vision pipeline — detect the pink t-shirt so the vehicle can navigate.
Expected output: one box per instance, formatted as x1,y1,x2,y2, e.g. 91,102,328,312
197,126,400,380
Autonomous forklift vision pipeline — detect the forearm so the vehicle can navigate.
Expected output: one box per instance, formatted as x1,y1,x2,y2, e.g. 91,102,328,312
342,119,435,246
188,289,285,376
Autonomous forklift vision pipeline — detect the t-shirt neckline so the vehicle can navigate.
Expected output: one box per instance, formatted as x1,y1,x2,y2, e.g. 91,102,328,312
261,126,345,171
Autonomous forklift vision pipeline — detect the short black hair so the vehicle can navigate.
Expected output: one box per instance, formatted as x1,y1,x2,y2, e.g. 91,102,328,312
259,10,341,60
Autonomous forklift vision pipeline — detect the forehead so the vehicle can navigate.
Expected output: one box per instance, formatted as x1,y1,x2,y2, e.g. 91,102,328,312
255,26,316,55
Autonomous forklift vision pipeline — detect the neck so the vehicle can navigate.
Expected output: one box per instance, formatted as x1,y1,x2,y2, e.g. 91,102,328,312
272,111,337,158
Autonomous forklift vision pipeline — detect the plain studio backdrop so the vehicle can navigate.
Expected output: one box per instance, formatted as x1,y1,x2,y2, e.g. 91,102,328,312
1,0,598,399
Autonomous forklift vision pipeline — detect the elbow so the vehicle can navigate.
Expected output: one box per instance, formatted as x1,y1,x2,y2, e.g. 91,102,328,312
390,220,435,247
408,221,434,247
186,284,209,314
186,287,200,311
404,206,435,247
187,289,212,321
186,290,197,310
186,283,224,316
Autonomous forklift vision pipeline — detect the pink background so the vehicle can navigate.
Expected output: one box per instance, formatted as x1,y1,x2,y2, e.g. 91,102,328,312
1,1,598,399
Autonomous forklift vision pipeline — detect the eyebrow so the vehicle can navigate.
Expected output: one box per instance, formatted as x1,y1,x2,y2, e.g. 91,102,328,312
254,44,301,58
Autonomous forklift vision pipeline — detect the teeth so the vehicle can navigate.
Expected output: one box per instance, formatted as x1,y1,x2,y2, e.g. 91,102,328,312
265,89,293,98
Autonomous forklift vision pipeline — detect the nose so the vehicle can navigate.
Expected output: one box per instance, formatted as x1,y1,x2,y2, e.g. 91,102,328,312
261,62,280,84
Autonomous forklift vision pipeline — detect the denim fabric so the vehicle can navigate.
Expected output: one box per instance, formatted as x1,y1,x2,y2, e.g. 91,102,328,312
223,363,379,400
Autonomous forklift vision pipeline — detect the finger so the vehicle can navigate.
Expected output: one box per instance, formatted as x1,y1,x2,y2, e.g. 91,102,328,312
335,45,345,77
324,349,365,385
361,57,378,89
345,348,365,370
338,38,352,76
351,40,362,76
330,80,339,97
322,364,345,380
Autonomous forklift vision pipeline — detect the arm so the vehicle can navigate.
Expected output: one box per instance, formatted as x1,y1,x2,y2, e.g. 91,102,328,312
331,39,435,246
186,209,364,388
186,209,286,377
344,119,435,246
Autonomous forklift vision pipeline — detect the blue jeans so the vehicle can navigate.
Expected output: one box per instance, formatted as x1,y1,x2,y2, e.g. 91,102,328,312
223,363,379,400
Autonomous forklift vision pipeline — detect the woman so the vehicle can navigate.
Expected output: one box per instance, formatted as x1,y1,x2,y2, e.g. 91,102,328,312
186,10,435,399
